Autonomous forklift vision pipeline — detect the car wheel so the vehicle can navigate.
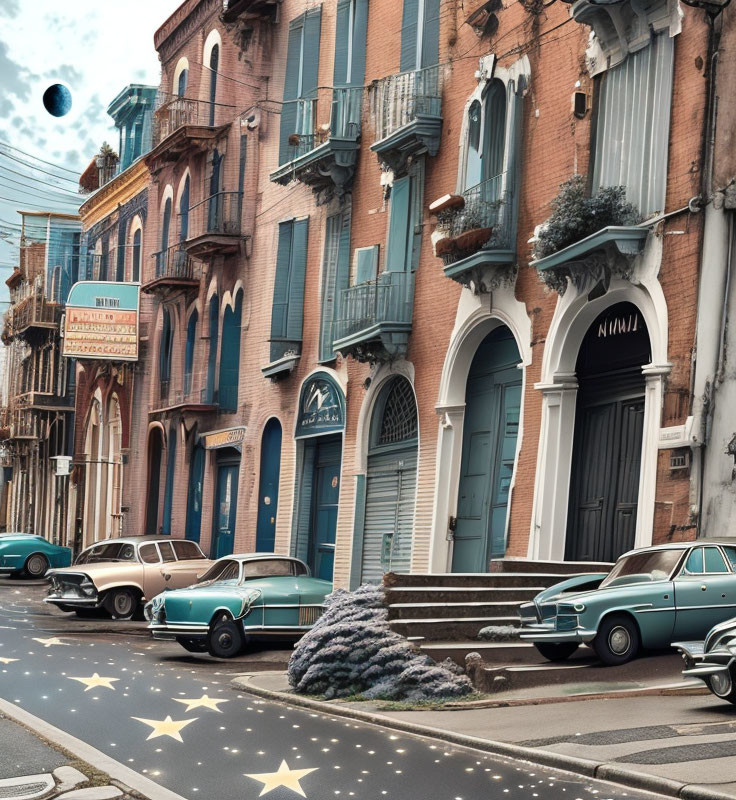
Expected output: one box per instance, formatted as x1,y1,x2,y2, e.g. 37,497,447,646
593,614,640,666
534,642,579,662
23,553,49,579
207,614,245,659
707,667,736,704
104,588,138,620
176,636,209,654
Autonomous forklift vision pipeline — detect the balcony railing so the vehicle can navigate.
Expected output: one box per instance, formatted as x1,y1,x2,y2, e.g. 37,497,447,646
373,64,442,144
333,270,414,362
152,92,231,146
9,408,38,440
143,245,200,292
10,293,60,335
184,191,243,257
153,383,218,413
15,391,74,411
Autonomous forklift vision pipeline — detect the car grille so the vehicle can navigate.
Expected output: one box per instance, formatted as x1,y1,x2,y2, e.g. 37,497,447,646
298,606,324,626
556,614,578,631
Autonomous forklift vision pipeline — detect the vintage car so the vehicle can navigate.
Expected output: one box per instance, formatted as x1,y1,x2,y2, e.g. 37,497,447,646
519,541,736,665
675,617,736,704
45,536,211,620
145,554,332,658
0,533,72,578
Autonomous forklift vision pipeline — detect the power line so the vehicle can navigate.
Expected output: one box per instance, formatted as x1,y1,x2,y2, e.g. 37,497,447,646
0,169,82,198
0,179,82,203
0,195,80,211
0,152,80,186
0,143,80,176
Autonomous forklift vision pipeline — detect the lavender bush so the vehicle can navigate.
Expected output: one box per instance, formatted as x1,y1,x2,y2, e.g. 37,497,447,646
288,584,473,702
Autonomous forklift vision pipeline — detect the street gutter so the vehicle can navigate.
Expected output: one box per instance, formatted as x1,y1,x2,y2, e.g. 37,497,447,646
231,674,736,800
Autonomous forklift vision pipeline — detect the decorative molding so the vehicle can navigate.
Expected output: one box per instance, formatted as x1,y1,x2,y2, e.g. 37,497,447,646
155,0,220,62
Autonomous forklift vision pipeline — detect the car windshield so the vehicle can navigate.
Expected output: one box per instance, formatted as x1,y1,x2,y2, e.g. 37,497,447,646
76,542,137,564
599,549,685,589
172,540,204,560
197,559,241,585
242,559,299,579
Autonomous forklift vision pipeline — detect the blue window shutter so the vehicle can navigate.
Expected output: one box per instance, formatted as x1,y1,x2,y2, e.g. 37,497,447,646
132,228,141,282
209,44,219,126
179,177,190,241
420,0,440,68
206,295,219,402
302,8,322,98
408,161,424,270
286,218,309,344
185,444,205,543
161,198,171,250
177,69,188,96
355,245,379,283
400,0,419,72
184,310,197,395
351,0,368,87
116,222,126,282
218,294,242,412
386,177,411,271
160,309,172,383
270,221,294,361
279,21,303,164
319,214,341,362
333,0,351,87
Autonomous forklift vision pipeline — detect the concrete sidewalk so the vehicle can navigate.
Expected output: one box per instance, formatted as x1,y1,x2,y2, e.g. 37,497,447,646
234,671,736,800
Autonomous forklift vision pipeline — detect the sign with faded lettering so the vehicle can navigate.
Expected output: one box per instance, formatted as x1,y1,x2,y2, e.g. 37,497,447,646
63,281,140,362
204,426,246,450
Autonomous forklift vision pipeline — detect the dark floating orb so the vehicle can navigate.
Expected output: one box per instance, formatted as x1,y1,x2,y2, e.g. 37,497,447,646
43,84,72,118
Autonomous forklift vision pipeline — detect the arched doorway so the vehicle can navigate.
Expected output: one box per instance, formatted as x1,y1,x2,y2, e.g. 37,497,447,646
145,427,164,534
212,446,240,559
361,377,418,583
256,419,282,552
452,326,521,572
566,302,651,562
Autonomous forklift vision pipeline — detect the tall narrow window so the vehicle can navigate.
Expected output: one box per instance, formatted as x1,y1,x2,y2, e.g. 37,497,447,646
159,308,173,397
185,444,205,542
177,69,188,96
208,150,223,233
161,198,172,251
319,211,351,362
279,8,322,164
209,44,219,127
184,310,198,397
179,177,190,242
218,293,242,412
162,426,177,535
400,0,440,72
99,237,109,281
132,228,141,282
206,295,219,403
116,222,126,282
269,218,309,363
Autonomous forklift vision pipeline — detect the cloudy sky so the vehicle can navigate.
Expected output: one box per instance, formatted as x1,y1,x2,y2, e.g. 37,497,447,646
0,0,182,297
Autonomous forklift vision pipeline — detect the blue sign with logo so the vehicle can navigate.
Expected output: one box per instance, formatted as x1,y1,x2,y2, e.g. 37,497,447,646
295,373,345,438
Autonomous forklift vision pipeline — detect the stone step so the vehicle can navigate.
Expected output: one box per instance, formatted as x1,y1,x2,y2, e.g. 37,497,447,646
419,639,537,667
384,572,572,589
489,558,613,575
385,586,544,605
390,616,518,642
388,601,524,621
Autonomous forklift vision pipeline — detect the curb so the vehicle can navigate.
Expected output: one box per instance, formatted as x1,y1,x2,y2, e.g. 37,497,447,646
232,675,735,800
0,697,188,800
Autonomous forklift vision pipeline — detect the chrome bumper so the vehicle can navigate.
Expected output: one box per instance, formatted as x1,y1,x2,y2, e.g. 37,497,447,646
519,623,597,644
44,595,99,608
149,622,210,640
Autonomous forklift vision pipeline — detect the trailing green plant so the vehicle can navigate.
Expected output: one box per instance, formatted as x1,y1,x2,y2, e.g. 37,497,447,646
288,584,473,702
534,175,640,260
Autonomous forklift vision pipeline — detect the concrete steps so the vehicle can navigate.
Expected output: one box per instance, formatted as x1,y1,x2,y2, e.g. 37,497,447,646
389,602,521,621
419,640,537,665
385,586,545,604
391,617,518,641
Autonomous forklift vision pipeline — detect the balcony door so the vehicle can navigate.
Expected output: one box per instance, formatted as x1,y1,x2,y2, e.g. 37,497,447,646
400,0,440,72
308,436,341,581
212,448,240,559
452,326,521,572
256,419,282,552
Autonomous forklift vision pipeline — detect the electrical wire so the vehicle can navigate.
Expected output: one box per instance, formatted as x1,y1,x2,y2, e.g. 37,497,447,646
0,170,82,198
0,180,82,204
0,152,81,186
0,162,81,193
0,196,80,210
0,143,81,176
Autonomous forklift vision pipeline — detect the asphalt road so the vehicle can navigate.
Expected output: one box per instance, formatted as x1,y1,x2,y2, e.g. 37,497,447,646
0,578,668,800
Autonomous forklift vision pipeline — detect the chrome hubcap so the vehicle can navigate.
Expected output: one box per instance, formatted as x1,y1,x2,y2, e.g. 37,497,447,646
28,557,44,575
711,671,733,698
114,595,132,615
218,631,233,649
609,626,631,655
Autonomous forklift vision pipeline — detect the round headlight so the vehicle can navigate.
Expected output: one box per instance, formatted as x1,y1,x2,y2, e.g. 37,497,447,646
574,603,586,613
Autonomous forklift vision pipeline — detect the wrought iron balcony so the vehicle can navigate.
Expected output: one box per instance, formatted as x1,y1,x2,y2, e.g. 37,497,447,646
141,245,200,294
221,0,279,21
270,89,362,199
14,391,74,413
151,382,218,415
147,92,233,166
371,65,442,173
333,270,414,362
435,174,517,291
10,292,60,337
8,408,38,440
183,191,243,258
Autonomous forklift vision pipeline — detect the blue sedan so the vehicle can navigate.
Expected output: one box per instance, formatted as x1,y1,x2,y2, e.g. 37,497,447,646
0,533,72,578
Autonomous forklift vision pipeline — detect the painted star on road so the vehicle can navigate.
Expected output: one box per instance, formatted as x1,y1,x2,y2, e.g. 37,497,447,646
131,715,198,742
245,760,319,797
173,694,229,712
32,637,69,647
0,657,18,664
68,673,119,692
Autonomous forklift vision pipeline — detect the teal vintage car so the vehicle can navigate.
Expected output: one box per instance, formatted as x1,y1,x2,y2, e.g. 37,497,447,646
675,616,736,704
519,541,736,665
145,554,332,658
0,533,72,578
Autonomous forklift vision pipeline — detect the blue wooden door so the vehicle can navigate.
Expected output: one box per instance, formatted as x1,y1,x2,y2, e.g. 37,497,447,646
185,445,205,542
256,420,282,552
309,438,341,581
213,462,239,559
452,327,521,572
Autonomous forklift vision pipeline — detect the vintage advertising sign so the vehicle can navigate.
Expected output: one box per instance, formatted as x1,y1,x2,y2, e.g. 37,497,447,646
204,426,246,450
63,281,140,362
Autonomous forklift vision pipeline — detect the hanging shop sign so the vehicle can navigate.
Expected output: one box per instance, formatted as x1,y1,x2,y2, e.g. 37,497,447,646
295,373,345,438
63,281,140,362
204,426,246,450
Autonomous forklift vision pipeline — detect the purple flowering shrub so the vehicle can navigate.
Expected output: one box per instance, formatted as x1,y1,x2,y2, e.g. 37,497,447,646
288,584,473,701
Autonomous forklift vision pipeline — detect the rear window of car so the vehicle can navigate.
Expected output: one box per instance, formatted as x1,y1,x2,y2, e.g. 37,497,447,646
197,559,240,584
683,548,704,574
157,542,176,562
139,544,160,564
243,559,298,578
723,546,736,571
76,542,136,563
704,547,729,574
172,540,203,560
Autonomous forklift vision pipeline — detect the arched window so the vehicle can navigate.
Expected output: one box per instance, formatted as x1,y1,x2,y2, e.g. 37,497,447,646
162,426,177,535
184,309,198,397
483,80,507,186
209,44,219,127
145,427,164,535
177,68,188,96
371,376,418,448
185,443,205,542
132,228,141,282
159,308,173,398
161,197,172,251
206,294,219,403
465,100,482,191
218,293,242,412
179,176,190,242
